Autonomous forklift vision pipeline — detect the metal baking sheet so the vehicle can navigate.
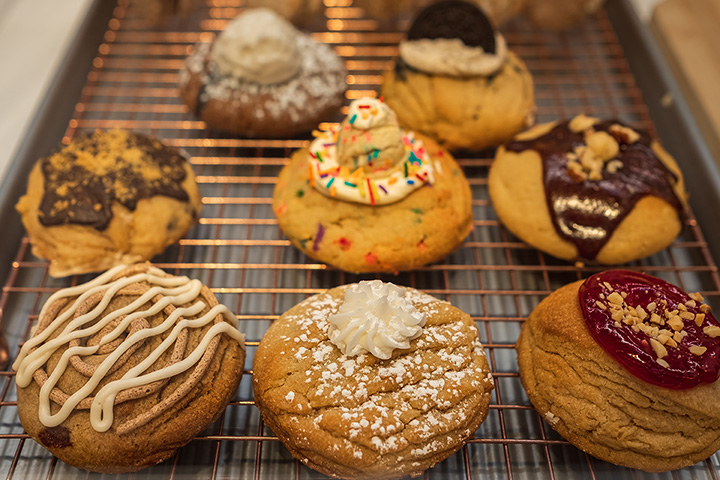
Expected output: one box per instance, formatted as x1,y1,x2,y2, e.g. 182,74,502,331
1,0,719,478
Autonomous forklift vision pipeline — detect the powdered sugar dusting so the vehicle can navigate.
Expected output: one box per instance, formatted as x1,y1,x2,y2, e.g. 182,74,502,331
181,34,345,123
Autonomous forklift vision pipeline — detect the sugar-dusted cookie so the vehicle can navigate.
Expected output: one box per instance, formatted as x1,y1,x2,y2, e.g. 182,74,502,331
489,116,688,264
254,280,494,479
381,0,535,151
13,263,246,473
179,8,346,137
16,129,202,277
273,98,473,273
517,270,720,471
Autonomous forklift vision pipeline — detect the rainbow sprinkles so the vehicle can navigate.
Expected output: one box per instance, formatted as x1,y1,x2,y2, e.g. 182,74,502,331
307,98,437,206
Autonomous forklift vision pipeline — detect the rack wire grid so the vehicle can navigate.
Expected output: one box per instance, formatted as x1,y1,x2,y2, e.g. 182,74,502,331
1,0,719,478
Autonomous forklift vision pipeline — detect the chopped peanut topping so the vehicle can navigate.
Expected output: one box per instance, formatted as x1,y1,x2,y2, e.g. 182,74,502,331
649,338,668,358
689,345,708,356
595,300,607,310
694,313,706,327
680,311,696,320
607,292,624,305
704,326,720,338
608,123,641,143
569,114,600,133
657,358,670,369
667,315,684,331
689,292,705,302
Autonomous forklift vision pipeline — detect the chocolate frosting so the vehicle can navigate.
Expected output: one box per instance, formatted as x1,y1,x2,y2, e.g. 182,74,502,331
38,131,190,231
505,120,684,260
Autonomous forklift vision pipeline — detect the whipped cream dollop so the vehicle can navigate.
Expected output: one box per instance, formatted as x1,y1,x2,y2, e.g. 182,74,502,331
399,33,507,77
210,8,302,85
308,98,436,205
328,280,427,360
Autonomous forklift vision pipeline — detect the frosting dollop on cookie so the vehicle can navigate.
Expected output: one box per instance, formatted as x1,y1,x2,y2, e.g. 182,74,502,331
328,280,426,359
308,98,435,205
399,0,507,77
210,8,301,85
578,270,720,389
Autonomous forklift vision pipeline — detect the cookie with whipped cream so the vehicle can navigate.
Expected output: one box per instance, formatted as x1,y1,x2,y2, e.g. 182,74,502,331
254,280,494,479
273,98,473,273
488,116,688,264
381,0,535,151
517,270,720,471
179,8,346,137
15,129,202,277
13,263,246,473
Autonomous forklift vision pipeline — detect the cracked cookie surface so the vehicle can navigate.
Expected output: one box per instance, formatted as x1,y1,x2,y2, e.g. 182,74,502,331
516,280,720,472
273,134,473,273
253,284,493,479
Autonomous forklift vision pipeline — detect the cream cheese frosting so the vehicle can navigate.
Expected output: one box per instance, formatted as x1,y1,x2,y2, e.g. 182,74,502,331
13,264,245,434
399,33,507,77
308,98,436,205
327,281,427,360
210,8,302,85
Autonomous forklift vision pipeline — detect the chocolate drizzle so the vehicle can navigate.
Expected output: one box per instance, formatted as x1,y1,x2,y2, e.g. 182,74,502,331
505,120,684,260
38,130,190,231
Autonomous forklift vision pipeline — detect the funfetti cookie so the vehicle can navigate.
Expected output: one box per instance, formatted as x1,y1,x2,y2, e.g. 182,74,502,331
273,97,473,273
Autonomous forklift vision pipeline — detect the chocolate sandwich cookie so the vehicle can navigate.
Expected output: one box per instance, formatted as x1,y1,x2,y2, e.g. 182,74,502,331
13,263,246,473
254,280,494,479
517,270,720,471
15,129,201,277
488,115,688,264
381,0,534,151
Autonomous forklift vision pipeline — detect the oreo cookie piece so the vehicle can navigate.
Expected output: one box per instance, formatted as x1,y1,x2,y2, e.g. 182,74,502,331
406,0,496,54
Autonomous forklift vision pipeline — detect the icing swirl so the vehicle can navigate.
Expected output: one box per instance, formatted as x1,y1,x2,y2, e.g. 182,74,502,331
13,264,245,434
210,8,301,85
328,280,427,360
308,98,435,205
399,34,508,77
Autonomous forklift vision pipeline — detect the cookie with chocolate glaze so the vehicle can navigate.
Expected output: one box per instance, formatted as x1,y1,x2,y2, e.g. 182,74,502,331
16,129,201,277
13,263,246,473
516,271,720,471
381,0,535,151
488,116,688,264
254,281,493,479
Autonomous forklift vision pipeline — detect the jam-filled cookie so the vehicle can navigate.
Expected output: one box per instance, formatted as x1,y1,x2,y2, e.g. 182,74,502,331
15,129,202,277
13,263,246,473
254,280,494,479
517,270,720,471
272,97,473,273
488,116,688,264
381,0,535,151
179,8,346,137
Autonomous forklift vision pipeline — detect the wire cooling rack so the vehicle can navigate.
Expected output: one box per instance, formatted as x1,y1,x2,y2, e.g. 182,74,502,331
1,0,719,478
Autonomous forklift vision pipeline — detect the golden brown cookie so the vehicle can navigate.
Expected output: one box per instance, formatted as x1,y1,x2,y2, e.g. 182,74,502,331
516,270,720,471
253,281,494,479
178,9,346,138
15,130,201,277
13,263,246,473
273,99,473,273
381,1,535,151
488,116,688,264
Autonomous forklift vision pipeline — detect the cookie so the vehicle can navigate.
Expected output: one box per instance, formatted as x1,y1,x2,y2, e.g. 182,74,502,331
516,270,720,471
523,0,605,31
13,263,246,473
273,98,473,273
488,116,688,264
179,8,346,138
15,129,202,277
381,0,535,151
253,280,494,479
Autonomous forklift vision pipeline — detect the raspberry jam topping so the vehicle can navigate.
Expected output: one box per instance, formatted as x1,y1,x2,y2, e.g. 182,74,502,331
578,270,720,389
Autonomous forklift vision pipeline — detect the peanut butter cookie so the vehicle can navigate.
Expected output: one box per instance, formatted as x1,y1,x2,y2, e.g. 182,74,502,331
517,270,720,471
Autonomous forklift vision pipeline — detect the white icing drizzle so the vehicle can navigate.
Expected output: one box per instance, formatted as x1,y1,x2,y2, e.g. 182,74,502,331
308,98,435,206
328,280,427,359
13,264,245,433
